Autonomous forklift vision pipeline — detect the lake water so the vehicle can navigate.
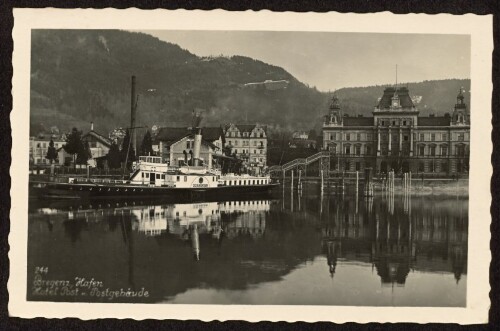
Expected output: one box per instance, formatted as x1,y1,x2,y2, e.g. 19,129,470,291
27,188,468,306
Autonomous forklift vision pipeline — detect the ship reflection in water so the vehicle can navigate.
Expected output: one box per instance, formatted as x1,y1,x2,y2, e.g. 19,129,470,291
28,192,467,306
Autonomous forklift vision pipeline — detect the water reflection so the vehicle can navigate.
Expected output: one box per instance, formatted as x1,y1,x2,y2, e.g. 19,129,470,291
27,192,467,306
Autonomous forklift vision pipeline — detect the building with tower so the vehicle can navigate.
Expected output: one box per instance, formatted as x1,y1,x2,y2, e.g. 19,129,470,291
322,87,470,176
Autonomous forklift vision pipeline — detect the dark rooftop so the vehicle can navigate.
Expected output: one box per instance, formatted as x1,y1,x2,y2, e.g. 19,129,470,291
418,117,451,126
377,87,415,109
344,117,373,126
155,127,223,148
83,130,112,147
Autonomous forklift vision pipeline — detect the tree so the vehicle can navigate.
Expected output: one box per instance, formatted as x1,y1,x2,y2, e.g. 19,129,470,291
140,130,153,156
121,129,136,167
63,127,83,170
45,139,58,164
76,140,91,165
107,142,121,169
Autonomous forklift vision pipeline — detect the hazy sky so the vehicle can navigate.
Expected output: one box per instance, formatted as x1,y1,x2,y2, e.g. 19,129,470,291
140,30,470,91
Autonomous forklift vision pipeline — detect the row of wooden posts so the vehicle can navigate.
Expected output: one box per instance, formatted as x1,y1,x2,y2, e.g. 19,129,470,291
285,169,414,196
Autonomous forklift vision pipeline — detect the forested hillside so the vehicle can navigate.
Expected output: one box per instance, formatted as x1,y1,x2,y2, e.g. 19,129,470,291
30,30,470,136
30,29,326,134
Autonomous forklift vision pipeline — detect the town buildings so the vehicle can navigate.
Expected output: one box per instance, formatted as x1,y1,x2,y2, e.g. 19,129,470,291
82,123,112,159
29,133,68,166
224,123,268,174
322,87,470,176
153,127,225,168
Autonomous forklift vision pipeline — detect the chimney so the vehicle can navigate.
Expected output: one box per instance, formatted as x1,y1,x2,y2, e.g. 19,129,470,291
193,128,202,166
90,122,94,131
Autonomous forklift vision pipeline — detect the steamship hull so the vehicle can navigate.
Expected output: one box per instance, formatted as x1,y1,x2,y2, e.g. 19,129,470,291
33,181,279,200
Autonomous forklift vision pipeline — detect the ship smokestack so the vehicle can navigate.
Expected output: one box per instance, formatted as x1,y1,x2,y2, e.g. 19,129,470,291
130,75,137,155
193,127,202,166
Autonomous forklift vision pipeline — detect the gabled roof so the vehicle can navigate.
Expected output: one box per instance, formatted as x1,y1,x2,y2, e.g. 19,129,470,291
83,130,112,147
155,127,190,143
236,124,257,133
155,127,220,149
377,87,415,109
231,124,268,134
344,117,373,126
418,117,451,126
201,127,225,143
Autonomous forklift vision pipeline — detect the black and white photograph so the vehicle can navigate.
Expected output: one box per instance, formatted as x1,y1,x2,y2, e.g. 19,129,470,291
8,9,492,323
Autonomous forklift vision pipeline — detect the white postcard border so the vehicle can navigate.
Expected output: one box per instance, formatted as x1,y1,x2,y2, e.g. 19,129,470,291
9,8,493,323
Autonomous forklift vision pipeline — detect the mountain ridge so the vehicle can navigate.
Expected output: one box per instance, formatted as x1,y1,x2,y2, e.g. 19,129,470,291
30,29,471,136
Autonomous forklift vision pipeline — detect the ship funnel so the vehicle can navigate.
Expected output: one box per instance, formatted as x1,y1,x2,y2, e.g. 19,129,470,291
193,127,202,166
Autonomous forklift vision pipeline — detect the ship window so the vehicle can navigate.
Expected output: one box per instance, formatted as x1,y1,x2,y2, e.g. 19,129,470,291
239,180,242,185
176,176,180,181
156,174,160,179
145,173,149,178
184,176,187,182
199,178,203,184
141,172,144,178
161,174,165,179
224,181,227,185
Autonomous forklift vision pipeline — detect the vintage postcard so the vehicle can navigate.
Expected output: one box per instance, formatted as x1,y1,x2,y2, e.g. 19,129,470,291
9,9,492,323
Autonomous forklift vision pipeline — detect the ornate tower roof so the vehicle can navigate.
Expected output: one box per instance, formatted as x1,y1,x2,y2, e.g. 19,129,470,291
329,94,341,110
376,87,415,110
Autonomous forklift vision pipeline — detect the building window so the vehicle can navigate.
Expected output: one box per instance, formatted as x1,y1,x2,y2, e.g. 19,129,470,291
458,133,464,141
420,133,425,141
403,135,409,141
356,162,361,171
345,146,351,155
234,140,238,146
419,145,425,156
356,133,361,141
392,120,396,126
366,145,371,155
355,145,361,156
418,162,425,172
441,145,448,156
367,133,372,140
442,133,448,141
403,120,407,126
431,133,436,141
346,133,350,141
430,145,436,156
429,161,435,173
